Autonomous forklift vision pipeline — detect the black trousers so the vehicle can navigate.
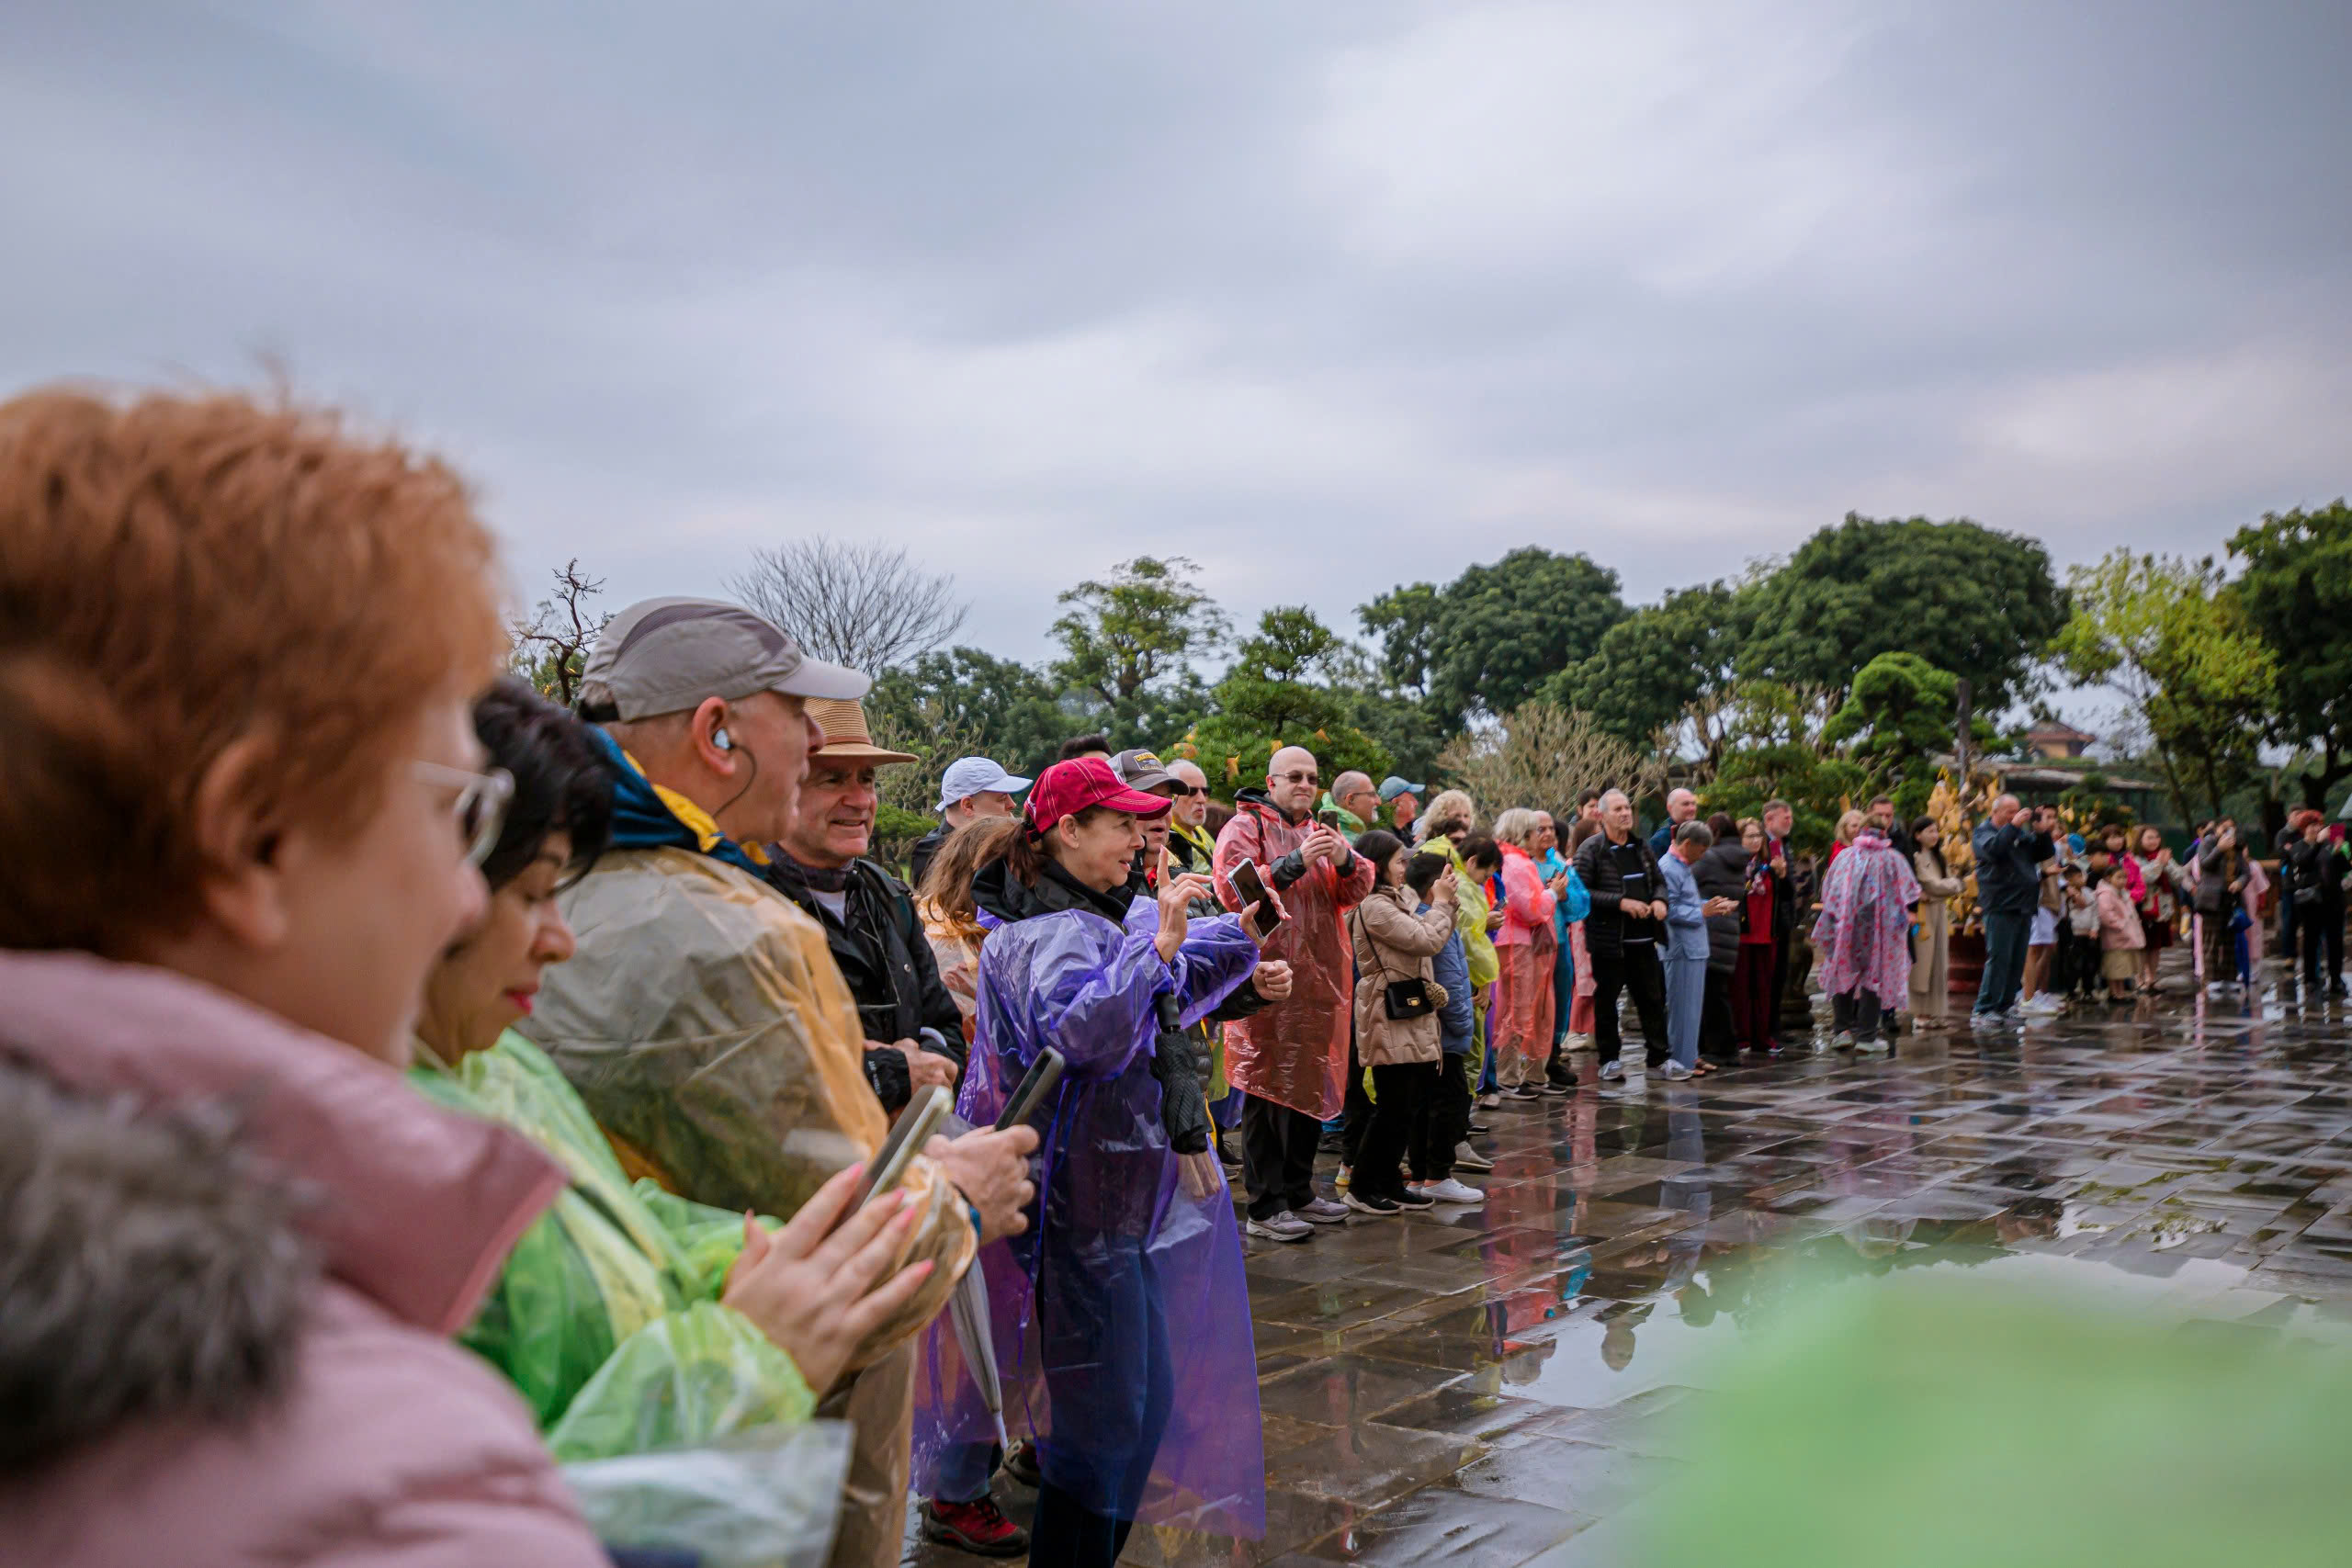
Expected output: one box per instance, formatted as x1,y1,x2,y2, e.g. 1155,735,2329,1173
1356,1061,1431,1201
1240,1093,1322,1220
1591,942,1669,1066
1699,968,1738,1061
2300,907,2344,988
1770,930,1792,1046
1340,1030,1371,1167
1410,1054,1473,1181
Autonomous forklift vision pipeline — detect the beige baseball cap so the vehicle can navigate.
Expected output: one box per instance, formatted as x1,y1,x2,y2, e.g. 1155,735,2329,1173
576,597,869,721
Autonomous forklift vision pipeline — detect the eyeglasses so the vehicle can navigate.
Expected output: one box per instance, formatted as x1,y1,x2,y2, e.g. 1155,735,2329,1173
1277,771,1319,784
1168,784,1206,797
413,760,514,867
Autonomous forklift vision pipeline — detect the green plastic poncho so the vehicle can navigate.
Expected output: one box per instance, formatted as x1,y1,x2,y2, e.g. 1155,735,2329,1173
408,1030,815,1460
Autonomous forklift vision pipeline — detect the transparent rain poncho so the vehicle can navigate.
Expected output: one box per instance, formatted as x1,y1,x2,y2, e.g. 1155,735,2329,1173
914,862,1268,1538
1210,798,1376,1120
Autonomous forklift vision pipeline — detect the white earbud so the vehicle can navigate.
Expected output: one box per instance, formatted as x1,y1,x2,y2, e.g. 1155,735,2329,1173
713,727,734,752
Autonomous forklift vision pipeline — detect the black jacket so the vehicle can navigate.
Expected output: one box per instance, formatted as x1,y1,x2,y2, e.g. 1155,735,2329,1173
906,821,955,894
2282,839,2349,914
767,854,966,1113
1572,829,1668,957
1692,840,1749,974
1229,785,1357,889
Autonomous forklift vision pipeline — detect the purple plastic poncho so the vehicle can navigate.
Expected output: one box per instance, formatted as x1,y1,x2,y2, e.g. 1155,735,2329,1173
912,886,1267,1538
1811,829,1921,1003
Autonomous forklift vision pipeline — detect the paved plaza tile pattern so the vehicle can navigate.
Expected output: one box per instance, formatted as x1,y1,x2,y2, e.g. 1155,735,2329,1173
908,963,2352,1566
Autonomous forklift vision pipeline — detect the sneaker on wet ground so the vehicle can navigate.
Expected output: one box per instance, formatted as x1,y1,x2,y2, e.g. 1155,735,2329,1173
1464,1119,1493,1134
1855,1034,1891,1054
1598,1060,1625,1081
1540,1079,1574,1095
1245,1212,1314,1242
1411,1178,1485,1204
1344,1190,1401,1215
922,1496,1031,1557
1390,1186,1434,1209
1001,1439,1041,1488
1452,1142,1496,1172
1659,1060,1694,1079
1830,1031,1856,1050
1296,1196,1351,1224
1476,1091,1503,1109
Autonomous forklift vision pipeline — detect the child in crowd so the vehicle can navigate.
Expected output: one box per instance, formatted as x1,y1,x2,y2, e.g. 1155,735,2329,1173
2093,863,2147,1002
2063,863,2103,999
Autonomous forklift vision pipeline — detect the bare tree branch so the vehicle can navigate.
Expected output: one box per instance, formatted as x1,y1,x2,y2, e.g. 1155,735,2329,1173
727,536,968,674
508,558,612,707
1438,701,1668,819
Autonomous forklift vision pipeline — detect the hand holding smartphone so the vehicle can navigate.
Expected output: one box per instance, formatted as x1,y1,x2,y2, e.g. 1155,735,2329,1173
1227,858,1287,942
853,1085,953,1213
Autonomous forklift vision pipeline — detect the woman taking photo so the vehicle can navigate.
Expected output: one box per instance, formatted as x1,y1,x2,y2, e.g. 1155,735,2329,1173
412,679,935,1461
934,759,1275,1568
1346,829,1460,1215
1488,808,1565,1099
0,388,609,1562
1909,818,1964,1030
2126,825,2187,994
1730,819,1781,1053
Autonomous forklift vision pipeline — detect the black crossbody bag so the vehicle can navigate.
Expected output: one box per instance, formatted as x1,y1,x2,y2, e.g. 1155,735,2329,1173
1353,906,1437,1021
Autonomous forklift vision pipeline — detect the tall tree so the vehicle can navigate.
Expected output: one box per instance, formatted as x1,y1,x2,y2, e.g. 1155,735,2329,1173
1419,547,1628,729
1357,581,1444,699
1739,513,2067,710
1180,606,1389,798
2053,550,2277,822
729,536,967,672
1553,581,1751,754
1049,556,1229,709
865,646,1069,779
2228,499,2352,808
508,558,612,707
1822,651,1996,818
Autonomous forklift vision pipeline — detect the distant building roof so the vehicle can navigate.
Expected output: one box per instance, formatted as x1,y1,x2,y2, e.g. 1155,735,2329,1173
2026,720,2097,743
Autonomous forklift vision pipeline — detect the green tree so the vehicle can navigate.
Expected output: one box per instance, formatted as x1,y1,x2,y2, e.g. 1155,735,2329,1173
2053,550,2278,822
1701,746,1869,854
1739,513,2067,710
1423,547,1628,729
1050,556,1228,709
1435,701,1665,821
865,646,1069,778
2228,499,2352,809
1821,652,1994,818
1178,607,1390,799
1552,581,1751,753
1357,581,1444,698
507,559,612,706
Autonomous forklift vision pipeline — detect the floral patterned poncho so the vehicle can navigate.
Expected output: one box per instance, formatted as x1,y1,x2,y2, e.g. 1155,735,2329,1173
1810,829,1922,1003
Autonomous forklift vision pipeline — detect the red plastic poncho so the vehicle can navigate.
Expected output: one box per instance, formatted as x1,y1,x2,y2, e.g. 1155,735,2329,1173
1211,795,1375,1120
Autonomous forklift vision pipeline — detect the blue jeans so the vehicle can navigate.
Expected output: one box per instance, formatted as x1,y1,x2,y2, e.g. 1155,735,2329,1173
1974,910,2030,1015
1551,933,1576,1045
933,1439,998,1505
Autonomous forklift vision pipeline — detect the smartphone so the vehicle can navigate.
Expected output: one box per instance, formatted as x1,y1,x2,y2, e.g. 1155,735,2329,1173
854,1084,952,1212
994,1047,1068,1132
1315,808,1342,829
1227,858,1287,941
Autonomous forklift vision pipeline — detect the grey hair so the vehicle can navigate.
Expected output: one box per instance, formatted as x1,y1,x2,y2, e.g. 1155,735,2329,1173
1674,821,1715,850
1491,807,1544,849
1599,788,1630,809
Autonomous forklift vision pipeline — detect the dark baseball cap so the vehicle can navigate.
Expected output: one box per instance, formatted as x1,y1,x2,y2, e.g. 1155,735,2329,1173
576,597,869,721
1109,747,1178,794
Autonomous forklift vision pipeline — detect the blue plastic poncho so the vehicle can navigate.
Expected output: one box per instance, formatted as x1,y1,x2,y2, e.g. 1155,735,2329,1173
913,857,1267,1538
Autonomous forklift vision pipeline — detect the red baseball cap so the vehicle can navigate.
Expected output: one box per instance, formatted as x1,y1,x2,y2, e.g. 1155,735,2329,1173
1024,757,1172,834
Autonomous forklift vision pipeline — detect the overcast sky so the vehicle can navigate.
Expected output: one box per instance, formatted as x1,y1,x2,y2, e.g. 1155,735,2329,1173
7,1,2348,679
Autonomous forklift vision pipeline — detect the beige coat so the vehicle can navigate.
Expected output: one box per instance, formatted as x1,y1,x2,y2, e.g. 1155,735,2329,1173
1350,883,1457,1066
1911,846,1964,1016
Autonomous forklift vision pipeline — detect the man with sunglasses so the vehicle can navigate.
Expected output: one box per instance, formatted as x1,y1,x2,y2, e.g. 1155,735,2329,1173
1164,758,1217,872
1214,746,1376,1241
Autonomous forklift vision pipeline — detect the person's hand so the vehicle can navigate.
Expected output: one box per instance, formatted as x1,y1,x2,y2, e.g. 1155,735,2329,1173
1703,897,1739,916
720,1168,937,1397
1432,874,1458,907
941,962,978,999
1485,908,1507,934
1251,958,1294,1000
1300,826,1342,866
1155,847,1217,961
929,1125,1040,1242
897,1041,958,1095
1770,853,1788,877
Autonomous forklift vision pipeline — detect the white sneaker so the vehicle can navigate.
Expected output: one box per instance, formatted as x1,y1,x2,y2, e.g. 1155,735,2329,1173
1599,1060,1625,1081
1830,1030,1857,1050
1476,1091,1503,1110
1295,1196,1351,1224
1412,1178,1486,1204
1855,1034,1891,1054
1566,1033,1594,1051
1659,1061,1694,1080
1452,1142,1496,1173
1246,1213,1313,1243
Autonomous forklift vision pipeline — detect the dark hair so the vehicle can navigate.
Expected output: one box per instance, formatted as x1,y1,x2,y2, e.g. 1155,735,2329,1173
1405,852,1449,900
1357,829,1406,884
474,677,616,892
1057,733,1114,761
1460,833,1501,874
1706,812,1737,841
1870,794,1894,809
1005,802,1120,885
1911,816,1946,879
1577,787,1601,807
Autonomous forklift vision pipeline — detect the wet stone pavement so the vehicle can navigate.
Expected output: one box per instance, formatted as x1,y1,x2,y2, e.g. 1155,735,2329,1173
905,957,2352,1567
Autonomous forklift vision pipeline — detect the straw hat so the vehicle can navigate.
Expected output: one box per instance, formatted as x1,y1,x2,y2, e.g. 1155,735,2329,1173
806,699,919,765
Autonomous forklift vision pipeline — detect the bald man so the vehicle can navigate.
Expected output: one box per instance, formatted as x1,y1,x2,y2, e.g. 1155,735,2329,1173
1328,771,1381,839
1214,746,1376,1241
1648,788,1700,856
1970,793,2055,1022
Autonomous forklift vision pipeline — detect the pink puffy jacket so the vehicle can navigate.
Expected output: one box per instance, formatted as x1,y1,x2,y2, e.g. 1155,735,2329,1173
0,950,606,1568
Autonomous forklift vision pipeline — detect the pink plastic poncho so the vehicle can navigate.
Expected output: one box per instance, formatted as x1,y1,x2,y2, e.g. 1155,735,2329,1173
912,873,1267,1538
1211,797,1375,1120
1810,829,1921,1003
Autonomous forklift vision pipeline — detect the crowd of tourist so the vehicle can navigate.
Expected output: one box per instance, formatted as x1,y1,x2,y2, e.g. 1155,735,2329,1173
6,385,2349,1568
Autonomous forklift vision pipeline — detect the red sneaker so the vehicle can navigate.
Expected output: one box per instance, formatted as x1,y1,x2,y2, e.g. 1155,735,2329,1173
920,1496,1031,1557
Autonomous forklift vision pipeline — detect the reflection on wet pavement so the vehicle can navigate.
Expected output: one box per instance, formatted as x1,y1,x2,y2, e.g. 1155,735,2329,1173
906,972,2352,1566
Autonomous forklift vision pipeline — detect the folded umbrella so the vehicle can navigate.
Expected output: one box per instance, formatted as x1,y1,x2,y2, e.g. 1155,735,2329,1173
949,1268,1009,1450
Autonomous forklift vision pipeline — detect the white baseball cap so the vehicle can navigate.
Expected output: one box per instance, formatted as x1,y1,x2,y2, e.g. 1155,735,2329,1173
936,756,1033,812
